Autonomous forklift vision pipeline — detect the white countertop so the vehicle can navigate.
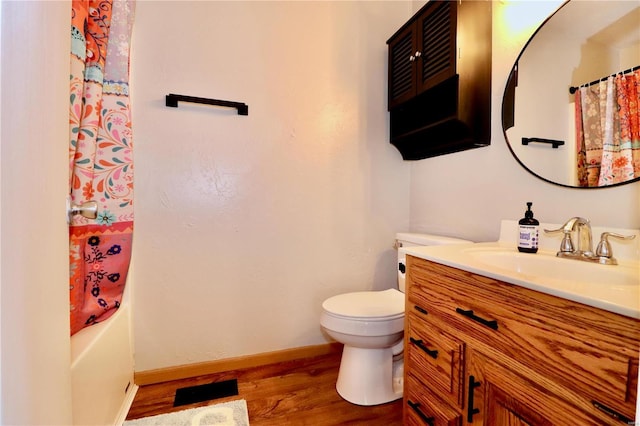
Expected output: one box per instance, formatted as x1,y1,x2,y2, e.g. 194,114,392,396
401,222,640,320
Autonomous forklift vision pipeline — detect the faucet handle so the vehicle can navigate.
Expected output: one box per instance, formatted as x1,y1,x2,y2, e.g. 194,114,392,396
544,226,574,253
595,232,636,258
543,226,564,234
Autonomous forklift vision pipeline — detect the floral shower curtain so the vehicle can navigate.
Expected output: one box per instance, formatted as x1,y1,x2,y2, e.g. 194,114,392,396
576,70,640,187
68,0,135,335
574,89,588,187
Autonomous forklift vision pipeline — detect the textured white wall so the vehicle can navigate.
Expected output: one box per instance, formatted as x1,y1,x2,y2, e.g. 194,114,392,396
131,1,412,371
1,1,73,424
409,1,640,243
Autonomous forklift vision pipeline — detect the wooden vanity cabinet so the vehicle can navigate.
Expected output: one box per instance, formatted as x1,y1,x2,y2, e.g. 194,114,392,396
404,255,640,425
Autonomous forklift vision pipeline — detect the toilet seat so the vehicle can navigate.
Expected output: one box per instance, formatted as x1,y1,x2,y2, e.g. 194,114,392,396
320,289,405,338
322,289,405,320
323,310,404,322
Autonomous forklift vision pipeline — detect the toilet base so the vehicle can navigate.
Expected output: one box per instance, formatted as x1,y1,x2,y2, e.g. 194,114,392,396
335,345,403,406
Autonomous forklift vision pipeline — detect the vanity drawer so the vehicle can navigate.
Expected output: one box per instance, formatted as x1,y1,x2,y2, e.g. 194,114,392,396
407,255,640,417
407,312,464,408
405,374,462,426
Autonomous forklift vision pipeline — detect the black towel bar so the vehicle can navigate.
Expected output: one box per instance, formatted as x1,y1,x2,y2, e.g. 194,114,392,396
522,137,564,149
165,94,248,115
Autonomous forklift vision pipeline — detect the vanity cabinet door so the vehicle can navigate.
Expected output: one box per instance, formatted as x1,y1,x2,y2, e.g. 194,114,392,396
467,349,628,426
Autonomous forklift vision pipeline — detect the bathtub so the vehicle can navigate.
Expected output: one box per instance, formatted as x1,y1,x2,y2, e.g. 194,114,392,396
70,286,137,425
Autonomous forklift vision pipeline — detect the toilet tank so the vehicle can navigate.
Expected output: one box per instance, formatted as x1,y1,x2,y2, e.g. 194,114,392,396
395,233,472,293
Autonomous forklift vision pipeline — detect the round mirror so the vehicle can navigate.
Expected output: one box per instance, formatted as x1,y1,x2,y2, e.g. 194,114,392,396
502,1,640,188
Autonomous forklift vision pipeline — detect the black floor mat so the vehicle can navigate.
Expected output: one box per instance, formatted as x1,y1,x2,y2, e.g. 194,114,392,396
173,379,239,407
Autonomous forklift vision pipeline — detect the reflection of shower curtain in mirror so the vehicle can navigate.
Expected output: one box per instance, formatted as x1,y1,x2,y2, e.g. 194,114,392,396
68,0,135,335
575,90,588,187
576,70,640,187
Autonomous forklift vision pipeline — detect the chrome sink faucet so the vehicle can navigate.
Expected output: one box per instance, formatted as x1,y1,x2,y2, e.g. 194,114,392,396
555,217,594,256
545,217,635,265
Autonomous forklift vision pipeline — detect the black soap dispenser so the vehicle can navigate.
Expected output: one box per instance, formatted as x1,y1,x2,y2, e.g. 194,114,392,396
518,202,539,253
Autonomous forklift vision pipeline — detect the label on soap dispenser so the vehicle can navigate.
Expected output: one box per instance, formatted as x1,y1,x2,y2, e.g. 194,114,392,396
518,225,539,250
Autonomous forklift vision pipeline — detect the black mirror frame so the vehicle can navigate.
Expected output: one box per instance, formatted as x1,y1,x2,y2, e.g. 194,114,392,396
500,0,640,190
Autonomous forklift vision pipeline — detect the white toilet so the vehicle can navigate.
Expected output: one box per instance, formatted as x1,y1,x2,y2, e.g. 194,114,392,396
320,233,471,406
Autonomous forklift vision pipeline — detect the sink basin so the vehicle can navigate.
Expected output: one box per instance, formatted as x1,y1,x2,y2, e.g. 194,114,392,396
462,246,639,287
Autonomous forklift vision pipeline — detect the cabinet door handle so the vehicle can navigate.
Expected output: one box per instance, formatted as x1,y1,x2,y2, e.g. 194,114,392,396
467,375,481,423
409,337,438,359
407,400,435,426
456,308,498,330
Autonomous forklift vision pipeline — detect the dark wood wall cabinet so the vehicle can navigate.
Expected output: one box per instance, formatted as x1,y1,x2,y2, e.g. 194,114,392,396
387,0,492,160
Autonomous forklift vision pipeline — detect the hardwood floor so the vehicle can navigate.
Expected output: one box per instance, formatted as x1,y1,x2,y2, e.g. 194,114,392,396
126,348,403,425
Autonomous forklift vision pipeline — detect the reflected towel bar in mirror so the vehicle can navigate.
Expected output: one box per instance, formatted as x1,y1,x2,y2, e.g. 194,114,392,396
165,94,249,115
522,137,564,149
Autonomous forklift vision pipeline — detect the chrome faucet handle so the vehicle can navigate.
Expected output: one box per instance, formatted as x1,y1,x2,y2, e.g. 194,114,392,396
543,226,574,253
559,232,574,253
543,226,564,234
595,232,636,258
545,217,588,233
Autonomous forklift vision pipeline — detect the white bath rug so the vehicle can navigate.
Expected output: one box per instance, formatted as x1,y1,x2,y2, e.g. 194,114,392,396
123,399,250,426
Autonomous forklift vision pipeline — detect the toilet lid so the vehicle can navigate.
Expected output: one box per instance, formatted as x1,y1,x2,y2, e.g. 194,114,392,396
322,289,405,319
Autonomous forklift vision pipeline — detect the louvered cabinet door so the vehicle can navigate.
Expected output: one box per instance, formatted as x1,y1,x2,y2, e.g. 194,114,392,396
388,23,418,110
417,0,457,93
